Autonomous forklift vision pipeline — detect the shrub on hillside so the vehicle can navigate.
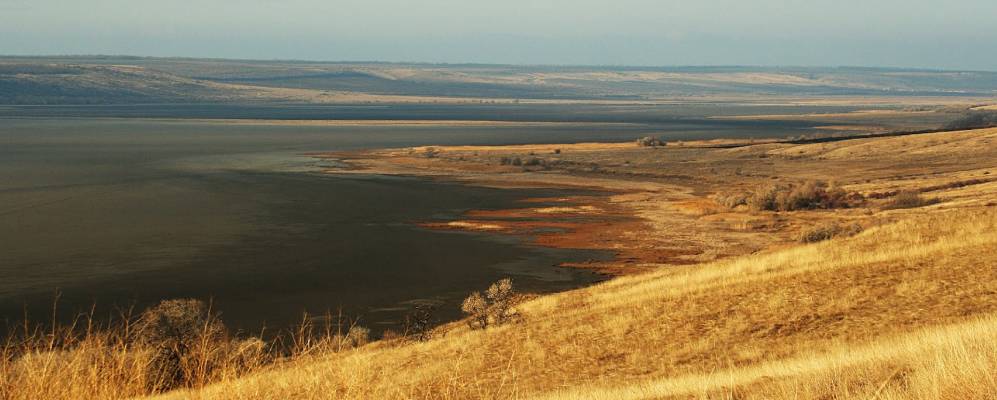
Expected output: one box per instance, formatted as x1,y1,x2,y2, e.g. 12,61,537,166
883,190,940,210
799,222,863,243
743,181,858,211
403,304,437,342
746,185,781,211
782,181,852,211
133,299,227,391
461,292,489,329
461,278,517,329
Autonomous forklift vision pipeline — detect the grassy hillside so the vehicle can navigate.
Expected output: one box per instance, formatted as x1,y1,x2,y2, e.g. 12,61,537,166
4,128,997,399
147,207,996,400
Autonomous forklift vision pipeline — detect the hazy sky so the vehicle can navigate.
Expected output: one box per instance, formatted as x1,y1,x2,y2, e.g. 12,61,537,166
2,0,996,70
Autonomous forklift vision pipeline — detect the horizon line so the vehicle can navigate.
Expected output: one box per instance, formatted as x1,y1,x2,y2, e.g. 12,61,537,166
3,54,996,74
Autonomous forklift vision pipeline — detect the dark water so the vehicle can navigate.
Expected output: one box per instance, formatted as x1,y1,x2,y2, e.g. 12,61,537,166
0,118,640,333
0,115,844,334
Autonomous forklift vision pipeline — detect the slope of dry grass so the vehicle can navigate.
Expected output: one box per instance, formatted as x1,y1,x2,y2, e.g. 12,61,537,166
140,205,997,400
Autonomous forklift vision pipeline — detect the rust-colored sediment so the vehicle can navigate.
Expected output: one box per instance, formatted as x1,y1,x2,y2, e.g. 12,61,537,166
418,192,661,275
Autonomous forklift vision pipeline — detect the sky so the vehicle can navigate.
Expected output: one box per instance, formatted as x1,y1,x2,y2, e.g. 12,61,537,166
1,0,996,70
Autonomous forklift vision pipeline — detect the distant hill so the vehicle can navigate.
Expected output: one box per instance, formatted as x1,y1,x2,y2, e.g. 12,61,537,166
0,63,238,104
3,56,997,105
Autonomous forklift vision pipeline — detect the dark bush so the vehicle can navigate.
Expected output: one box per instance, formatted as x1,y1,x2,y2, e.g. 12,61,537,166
133,299,226,391
403,304,437,342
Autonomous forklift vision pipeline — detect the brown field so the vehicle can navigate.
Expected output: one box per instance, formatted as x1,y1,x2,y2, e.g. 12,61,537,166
4,127,997,399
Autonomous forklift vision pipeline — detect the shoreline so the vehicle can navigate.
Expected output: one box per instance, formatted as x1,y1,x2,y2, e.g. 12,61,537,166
316,127,997,276
315,142,784,276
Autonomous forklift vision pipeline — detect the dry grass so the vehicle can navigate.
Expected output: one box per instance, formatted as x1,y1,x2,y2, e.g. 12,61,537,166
133,207,997,400
0,308,371,400
882,190,940,210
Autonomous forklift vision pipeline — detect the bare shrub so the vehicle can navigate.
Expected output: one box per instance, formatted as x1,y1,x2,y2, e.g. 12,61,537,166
403,304,436,342
499,156,512,165
461,278,517,329
781,181,849,210
511,157,523,166
636,136,665,147
133,299,226,391
799,223,863,243
883,191,940,210
461,292,489,329
747,181,858,211
485,278,515,324
423,147,439,158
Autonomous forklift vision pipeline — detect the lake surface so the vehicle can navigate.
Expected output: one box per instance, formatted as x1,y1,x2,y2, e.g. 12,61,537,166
0,114,844,334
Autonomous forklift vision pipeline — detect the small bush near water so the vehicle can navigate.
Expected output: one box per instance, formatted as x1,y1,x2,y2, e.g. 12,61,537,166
461,278,517,330
403,304,436,342
133,299,228,390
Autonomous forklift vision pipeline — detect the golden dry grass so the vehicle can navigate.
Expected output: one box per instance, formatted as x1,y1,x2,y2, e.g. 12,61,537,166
133,206,997,400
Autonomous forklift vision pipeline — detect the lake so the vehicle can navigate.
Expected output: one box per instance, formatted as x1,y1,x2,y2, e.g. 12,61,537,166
0,113,847,334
